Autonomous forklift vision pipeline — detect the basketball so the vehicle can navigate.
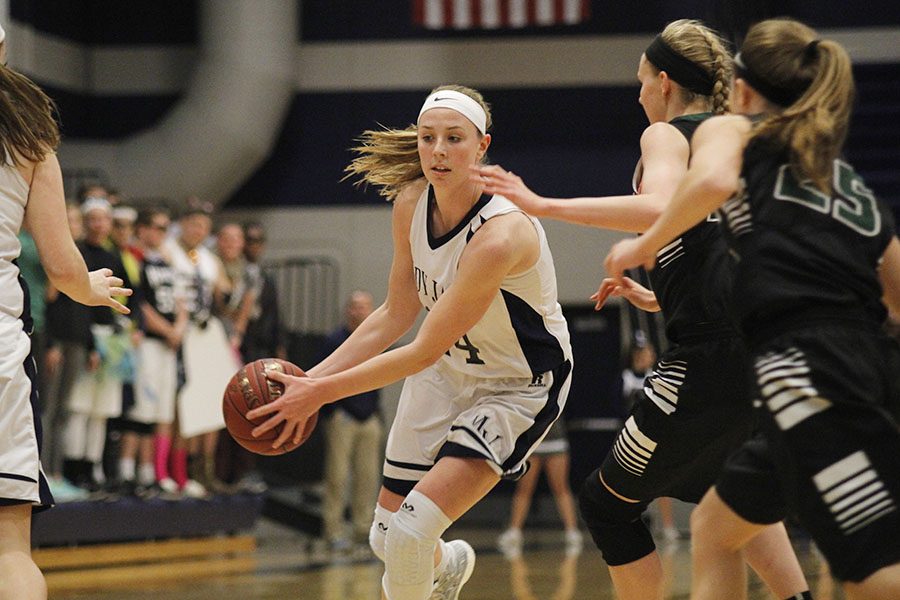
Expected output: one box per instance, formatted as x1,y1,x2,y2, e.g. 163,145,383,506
222,358,318,456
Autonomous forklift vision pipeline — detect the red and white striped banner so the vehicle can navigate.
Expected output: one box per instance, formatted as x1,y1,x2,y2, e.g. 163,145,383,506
412,0,591,30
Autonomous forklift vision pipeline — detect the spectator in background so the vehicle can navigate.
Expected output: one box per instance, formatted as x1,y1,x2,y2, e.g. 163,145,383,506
104,204,151,494
621,338,656,414
123,208,187,496
165,200,234,497
214,222,260,352
216,223,287,494
61,198,131,491
240,221,286,361
210,221,259,493
108,206,141,282
216,221,282,493
318,290,383,552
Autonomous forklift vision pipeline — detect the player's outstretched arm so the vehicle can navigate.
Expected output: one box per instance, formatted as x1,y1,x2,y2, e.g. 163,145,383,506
470,124,688,234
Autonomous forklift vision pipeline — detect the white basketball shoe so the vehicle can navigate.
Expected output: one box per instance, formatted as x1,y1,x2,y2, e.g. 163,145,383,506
430,539,476,600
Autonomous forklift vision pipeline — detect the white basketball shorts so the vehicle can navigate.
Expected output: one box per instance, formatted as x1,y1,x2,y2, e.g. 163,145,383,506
382,359,571,495
129,337,178,424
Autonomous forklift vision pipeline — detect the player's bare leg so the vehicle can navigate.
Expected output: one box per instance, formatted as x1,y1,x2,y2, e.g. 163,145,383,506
690,488,760,600
0,504,46,600
744,522,810,599
843,564,900,600
608,551,665,600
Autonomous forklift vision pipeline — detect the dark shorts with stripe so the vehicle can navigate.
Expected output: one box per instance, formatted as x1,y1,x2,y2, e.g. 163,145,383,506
716,324,900,582
600,335,754,504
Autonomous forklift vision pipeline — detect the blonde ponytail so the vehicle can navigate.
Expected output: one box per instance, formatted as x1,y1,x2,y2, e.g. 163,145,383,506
741,20,854,193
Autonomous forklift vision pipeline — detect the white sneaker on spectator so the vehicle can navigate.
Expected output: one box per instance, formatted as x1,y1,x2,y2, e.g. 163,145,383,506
430,539,475,600
497,528,523,558
158,477,180,494
181,479,207,498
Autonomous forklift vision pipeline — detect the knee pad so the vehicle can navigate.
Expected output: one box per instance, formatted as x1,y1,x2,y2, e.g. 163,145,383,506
578,469,655,566
369,503,394,562
383,491,452,600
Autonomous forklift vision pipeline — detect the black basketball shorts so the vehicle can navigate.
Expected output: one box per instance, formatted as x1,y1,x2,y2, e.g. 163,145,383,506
600,335,754,505
716,324,900,582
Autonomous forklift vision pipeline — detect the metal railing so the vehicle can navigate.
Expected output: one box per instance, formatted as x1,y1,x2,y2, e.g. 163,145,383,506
263,257,340,335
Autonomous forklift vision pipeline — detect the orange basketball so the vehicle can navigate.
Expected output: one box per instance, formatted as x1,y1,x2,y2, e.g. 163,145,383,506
222,358,318,456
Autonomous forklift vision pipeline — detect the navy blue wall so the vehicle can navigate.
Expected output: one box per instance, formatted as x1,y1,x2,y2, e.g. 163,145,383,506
228,86,644,207
9,0,900,211
226,64,900,210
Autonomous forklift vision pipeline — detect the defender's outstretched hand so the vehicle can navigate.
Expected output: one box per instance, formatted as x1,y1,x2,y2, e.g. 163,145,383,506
604,238,658,281
591,276,660,312
470,164,550,216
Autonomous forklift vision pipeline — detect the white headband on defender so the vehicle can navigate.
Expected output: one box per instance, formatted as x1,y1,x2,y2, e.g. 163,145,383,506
417,90,487,135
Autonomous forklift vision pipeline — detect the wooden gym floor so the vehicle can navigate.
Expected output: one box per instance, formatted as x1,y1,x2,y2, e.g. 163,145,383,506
42,519,845,600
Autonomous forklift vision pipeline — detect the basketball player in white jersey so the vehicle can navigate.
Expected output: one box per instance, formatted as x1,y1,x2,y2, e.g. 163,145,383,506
0,25,130,599
248,85,573,600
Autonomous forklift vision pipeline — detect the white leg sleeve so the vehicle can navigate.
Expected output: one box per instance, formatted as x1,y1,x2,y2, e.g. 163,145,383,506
382,490,452,600
369,502,395,562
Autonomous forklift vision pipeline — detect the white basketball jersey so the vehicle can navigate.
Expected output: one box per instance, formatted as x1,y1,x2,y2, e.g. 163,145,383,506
409,185,571,379
165,237,219,323
0,159,31,375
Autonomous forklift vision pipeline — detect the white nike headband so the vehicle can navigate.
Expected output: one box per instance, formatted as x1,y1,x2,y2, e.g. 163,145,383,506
417,90,487,135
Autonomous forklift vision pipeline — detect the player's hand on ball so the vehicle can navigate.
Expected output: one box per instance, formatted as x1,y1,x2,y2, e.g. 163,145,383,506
248,369,323,448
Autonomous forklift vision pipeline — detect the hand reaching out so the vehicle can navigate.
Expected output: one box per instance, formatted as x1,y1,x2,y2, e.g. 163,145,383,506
603,238,658,281
591,276,660,312
470,164,549,216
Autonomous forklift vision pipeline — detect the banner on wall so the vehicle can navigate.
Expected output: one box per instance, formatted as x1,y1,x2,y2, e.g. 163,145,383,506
412,0,590,30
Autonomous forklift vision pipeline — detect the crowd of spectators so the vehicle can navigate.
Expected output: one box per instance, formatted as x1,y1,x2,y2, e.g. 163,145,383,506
20,184,285,502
